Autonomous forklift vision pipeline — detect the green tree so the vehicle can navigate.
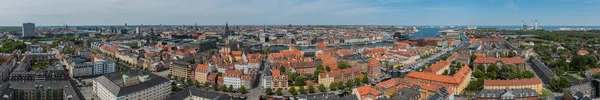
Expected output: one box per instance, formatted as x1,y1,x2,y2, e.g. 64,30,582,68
212,84,219,91
337,82,345,90
220,85,227,92
508,52,517,57
298,86,306,94
194,81,200,87
289,87,297,95
487,72,497,80
465,79,484,91
499,65,519,79
550,77,571,91
279,66,286,72
473,69,486,79
240,86,247,94
329,83,337,91
521,71,535,79
346,80,354,87
487,64,500,73
265,88,273,95
294,76,306,86
227,85,233,92
470,55,477,63
203,82,209,88
354,78,361,86
317,64,324,71
276,89,283,96
308,85,315,93
326,66,331,72
319,84,326,92
362,77,369,84
167,74,172,78
476,64,486,72
442,69,449,75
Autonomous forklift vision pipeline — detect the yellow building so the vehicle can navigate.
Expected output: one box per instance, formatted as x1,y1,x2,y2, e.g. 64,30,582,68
483,78,543,94
194,64,209,83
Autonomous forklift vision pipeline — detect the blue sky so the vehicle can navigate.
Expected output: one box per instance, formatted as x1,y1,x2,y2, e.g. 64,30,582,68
0,0,599,26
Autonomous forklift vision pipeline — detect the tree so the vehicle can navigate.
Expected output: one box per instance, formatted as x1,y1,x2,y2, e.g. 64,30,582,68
298,86,306,94
227,85,233,92
308,85,315,93
594,72,600,78
279,66,286,72
499,65,519,79
289,87,298,95
508,52,517,57
276,89,283,96
173,76,179,82
354,78,361,86
265,88,273,95
487,72,497,80
473,69,486,79
167,74,172,78
203,82,209,88
442,69,449,75
346,80,354,87
220,85,227,92
240,86,247,94
294,76,306,86
550,77,571,91
186,78,193,85
212,84,219,91
476,64,486,72
337,82,345,90
317,64,324,71
329,83,337,91
487,64,500,73
521,71,535,79
194,81,200,87
541,88,552,100
319,84,326,92
465,79,484,92
470,55,477,62
362,77,369,84
326,66,331,72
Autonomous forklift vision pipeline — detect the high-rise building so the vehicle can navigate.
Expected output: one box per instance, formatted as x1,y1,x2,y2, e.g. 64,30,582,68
22,23,35,37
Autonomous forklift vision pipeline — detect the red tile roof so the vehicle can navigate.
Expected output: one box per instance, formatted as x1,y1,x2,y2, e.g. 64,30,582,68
356,85,382,99
484,78,542,86
499,58,526,64
473,57,498,64
424,60,450,73
406,65,471,84
376,78,398,88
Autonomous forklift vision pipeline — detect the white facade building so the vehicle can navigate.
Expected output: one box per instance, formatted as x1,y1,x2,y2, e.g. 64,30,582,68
93,70,171,100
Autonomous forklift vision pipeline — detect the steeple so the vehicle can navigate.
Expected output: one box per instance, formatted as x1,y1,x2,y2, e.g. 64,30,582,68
225,22,229,31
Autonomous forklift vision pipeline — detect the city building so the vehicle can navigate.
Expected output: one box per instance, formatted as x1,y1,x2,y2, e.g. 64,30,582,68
530,59,557,84
93,70,171,100
404,66,472,95
194,64,210,84
170,61,195,80
475,89,539,100
167,87,232,100
0,81,83,100
261,69,272,89
67,54,116,77
318,67,360,87
563,82,595,99
483,78,543,94
22,23,35,37
223,69,242,89
423,60,450,75
352,85,383,100
271,69,288,90
367,59,382,78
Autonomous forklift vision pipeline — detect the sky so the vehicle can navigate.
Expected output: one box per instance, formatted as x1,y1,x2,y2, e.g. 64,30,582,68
0,0,599,26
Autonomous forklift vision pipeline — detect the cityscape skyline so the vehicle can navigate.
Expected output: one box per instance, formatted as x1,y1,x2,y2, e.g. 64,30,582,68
1,0,600,26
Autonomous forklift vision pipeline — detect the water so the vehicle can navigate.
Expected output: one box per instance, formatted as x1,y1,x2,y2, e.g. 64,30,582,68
433,26,600,30
409,28,442,39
